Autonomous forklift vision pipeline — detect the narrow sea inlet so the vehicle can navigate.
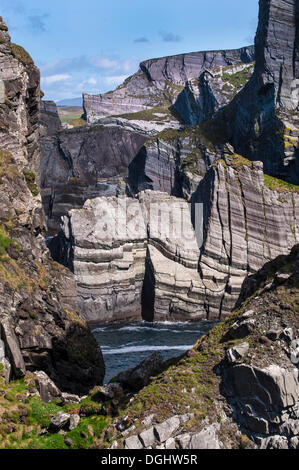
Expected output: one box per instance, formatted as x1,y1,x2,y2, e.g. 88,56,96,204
92,321,216,383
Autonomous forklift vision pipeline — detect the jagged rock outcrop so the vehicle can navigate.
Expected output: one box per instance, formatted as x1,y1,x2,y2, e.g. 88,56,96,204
106,244,299,450
0,17,105,394
174,62,254,125
55,154,298,322
41,124,148,234
55,192,200,322
83,45,254,124
53,190,204,322
127,127,222,199
193,156,298,317
208,0,299,182
40,100,62,137
56,196,148,323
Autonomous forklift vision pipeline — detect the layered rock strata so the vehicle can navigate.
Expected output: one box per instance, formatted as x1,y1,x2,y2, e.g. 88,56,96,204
209,0,299,182
83,46,254,123
174,62,255,125
40,100,62,137
58,196,148,323
55,191,205,322
56,156,299,322
41,124,148,234
0,17,105,393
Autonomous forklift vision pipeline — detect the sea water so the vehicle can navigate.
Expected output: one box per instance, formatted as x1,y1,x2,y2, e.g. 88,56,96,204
92,320,216,383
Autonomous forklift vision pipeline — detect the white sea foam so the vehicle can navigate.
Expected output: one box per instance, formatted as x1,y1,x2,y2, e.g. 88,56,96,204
102,344,193,355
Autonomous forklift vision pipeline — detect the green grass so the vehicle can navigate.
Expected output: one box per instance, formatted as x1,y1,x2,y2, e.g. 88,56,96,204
0,226,12,261
23,170,39,197
264,174,299,193
11,43,33,66
59,114,82,123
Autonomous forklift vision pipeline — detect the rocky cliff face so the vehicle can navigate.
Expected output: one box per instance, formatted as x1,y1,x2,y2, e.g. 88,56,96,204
56,154,299,322
106,245,299,450
53,191,202,323
41,124,148,234
208,0,299,182
83,46,254,125
174,62,255,125
0,17,105,393
40,100,62,137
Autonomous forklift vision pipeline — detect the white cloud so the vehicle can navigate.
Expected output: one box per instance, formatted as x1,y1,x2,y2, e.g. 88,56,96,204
104,75,129,85
90,57,118,69
41,74,72,85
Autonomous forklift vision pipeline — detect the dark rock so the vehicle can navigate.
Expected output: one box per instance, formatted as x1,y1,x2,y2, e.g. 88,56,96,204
65,438,73,447
266,330,281,341
116,352,164,391
41,125,148,235
50,412,71,431
259,336,272,347
40,100,62,137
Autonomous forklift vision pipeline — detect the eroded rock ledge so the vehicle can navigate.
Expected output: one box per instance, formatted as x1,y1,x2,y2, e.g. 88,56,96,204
53,158,298,323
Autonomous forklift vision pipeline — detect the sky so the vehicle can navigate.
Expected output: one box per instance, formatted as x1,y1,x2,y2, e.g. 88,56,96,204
1,0,259,102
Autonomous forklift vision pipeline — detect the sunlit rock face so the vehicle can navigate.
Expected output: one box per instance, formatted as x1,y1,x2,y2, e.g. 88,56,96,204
211,0,299,183
56,157,298,323
0,17,105,393
83,46,255,125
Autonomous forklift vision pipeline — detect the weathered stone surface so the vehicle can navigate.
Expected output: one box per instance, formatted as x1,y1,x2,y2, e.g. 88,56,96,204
174,62,254,125
193,160,299,317
154,416,181,443
69,414,80,431
117,352,163,391
124,434,143,449
217,0,299,182
0,17,105,393
58,196,147,323
61,393,81,404
34,371,62,403
50,412,71,431
226,342,249,363
0,338,5,362
139,427,156,448
188,424,221,449
40,100,62,137
0,318,26,378
83,46,254,123
41,125,148,235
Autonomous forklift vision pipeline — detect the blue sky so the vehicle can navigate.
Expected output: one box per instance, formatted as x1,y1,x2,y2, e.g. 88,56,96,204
1,0,259,102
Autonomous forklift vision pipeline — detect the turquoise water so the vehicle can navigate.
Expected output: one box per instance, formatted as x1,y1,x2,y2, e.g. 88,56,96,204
92,320,216,383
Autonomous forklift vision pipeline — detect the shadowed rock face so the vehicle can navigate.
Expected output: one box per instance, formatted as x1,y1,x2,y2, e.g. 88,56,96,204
174,62,255,125
208,0,299,182
41,125,148,235
0,17,105,393
83,46,255,123
40,100,62,137
55,159,299,322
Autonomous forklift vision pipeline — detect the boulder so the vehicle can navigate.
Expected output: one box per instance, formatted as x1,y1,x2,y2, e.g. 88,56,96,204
50,412,71,431
117,352,163,391
34,371,62,403
69,414,80,431
0,319,26,378
139,427,156,448
154,416,181,443
188,424,221,449
124,435,143,449
226,342,249,363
